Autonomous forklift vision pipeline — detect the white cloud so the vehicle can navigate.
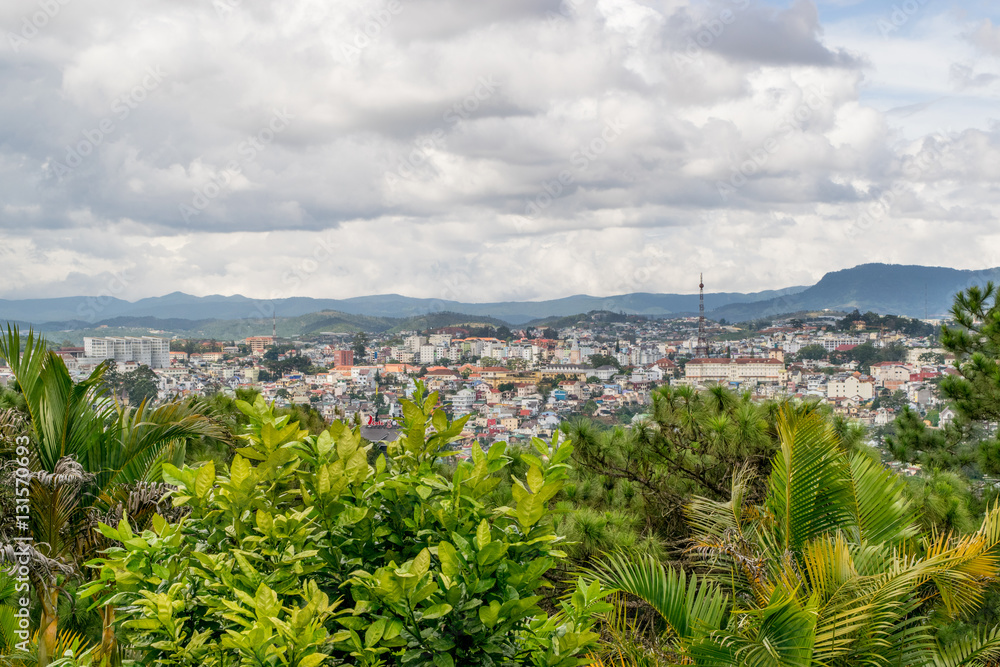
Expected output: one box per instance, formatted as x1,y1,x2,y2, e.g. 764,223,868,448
0,0,998,303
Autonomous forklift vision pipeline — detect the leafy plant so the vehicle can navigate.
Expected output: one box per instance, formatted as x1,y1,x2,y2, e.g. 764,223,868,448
77,384,607,666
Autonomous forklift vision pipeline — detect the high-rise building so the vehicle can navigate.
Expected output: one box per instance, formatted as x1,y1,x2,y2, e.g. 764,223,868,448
330,350,354,366
246,336,276,355
83,336,170,368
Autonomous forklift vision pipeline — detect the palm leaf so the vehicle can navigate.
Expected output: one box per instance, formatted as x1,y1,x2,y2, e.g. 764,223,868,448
766,409,852,552
586,552,728,644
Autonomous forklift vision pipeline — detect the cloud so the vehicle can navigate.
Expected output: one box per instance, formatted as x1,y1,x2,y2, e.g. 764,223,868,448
0,0,996,302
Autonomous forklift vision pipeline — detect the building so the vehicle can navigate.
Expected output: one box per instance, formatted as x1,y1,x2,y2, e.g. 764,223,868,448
827,374,875,400
246,336,276,355
330,349,354,366
83,336,170,368
684,358,786,385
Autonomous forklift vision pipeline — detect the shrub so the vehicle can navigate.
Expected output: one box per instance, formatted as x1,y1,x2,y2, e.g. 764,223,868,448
78,384,609,666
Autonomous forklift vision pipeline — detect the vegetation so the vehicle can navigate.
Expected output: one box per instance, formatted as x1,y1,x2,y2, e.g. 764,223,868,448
589,409,1000,665
5,282,1000,667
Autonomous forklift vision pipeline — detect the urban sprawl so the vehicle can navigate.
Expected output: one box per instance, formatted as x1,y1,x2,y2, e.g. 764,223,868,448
15,311,950,474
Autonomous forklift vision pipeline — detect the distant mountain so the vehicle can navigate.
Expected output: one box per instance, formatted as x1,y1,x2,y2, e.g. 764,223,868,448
708,264,1000,322
0,287,807,327
2,264,997,330
26,310,517,346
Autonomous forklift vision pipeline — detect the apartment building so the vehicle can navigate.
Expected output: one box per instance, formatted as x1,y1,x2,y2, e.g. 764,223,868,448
684,358,786,385
83,336,170,368
245,336,276,355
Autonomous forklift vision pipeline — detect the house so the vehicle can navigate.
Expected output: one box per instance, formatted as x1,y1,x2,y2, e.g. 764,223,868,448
826,374,874,401
594,365,618,381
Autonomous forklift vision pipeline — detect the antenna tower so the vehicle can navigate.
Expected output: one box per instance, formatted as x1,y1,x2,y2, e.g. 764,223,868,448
272,312,276,339
696,273,708,357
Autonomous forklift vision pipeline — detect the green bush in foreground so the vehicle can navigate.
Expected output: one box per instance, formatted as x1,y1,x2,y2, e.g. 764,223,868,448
69,384,609,667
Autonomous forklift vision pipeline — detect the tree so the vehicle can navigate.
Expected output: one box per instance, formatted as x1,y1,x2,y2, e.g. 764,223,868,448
542,328,558,340
352,332,369,365
587,354,620,371
506,358,527,371
941,282,1000,423
566,385,792,541
589,409,1000,665
0,325,227,665
889,283,1000,476
125,365,158,406
796,344,828,361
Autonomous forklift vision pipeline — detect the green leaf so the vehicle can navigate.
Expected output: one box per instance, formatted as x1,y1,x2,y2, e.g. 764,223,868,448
527,465,544,493
365,618,386,647
194,460,216,499
297,655,328,667
479,600,501,627
433,654,455,667
475,519,491,551
437,541,461,578
422,603,452,620
411,548,431,578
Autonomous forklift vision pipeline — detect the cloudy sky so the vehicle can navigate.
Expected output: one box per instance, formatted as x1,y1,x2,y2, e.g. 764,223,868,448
2,0,1000,303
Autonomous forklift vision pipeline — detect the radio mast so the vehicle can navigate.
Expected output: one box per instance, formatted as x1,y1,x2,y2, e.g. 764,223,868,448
696,273,708,358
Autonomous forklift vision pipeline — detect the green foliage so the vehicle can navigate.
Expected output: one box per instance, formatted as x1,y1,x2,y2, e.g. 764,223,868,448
837,309,937,336
941,282,1000,424
587,355,620,372
566,386,783,542
78,384,607,666
829,342,906,373
796,344,828,361
103,365,159,406
591,409,1000,666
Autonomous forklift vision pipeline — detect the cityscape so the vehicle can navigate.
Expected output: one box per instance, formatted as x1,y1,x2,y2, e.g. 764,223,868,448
4,0,1000,665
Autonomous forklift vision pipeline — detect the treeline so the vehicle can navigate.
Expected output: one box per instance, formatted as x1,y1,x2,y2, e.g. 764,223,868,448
837,308,938,336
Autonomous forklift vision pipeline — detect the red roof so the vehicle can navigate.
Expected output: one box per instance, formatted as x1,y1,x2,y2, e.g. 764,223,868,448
688,358,783,365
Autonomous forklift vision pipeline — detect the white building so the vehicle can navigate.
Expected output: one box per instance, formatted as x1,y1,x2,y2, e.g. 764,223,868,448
83,336,170,368
684,358,787,385
826,374,875,400
451,388,476,415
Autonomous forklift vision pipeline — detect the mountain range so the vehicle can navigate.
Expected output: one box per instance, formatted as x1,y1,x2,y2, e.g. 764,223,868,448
1,264,997,333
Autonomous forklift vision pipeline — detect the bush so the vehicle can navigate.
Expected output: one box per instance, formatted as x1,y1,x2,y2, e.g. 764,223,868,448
78,384,609,666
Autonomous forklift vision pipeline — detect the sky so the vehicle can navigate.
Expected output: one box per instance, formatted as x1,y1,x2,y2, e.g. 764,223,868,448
2,0,1000,303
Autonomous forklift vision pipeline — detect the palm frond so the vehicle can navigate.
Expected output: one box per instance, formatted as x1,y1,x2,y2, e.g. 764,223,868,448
585,552,728,644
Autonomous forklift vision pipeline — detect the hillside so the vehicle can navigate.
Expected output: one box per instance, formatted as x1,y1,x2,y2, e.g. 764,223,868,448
708,264,1000,321
3,264,998,330
22,310,517,345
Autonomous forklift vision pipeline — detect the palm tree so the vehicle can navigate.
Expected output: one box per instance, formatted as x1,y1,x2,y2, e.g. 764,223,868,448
0,325,229,665
589,409,1000,666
